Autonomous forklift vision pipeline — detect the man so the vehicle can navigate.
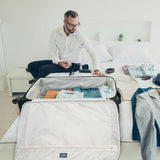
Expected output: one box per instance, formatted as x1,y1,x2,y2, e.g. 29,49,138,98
28,10,103,78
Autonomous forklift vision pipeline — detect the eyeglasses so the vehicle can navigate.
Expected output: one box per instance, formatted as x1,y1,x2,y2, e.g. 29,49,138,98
65,20,80,28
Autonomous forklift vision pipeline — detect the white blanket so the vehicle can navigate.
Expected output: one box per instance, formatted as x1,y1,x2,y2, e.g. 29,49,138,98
15,100,120,160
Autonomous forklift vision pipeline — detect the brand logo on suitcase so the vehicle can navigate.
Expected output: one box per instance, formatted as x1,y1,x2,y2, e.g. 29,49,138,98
59,153,67,158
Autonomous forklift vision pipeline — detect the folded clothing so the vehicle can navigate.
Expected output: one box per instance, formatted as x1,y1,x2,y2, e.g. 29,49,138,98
73,88,101,98
127,65,144,78
125,64,160,78
141,64,159,78
45,86,113,99
99,86,114,98
56,90,83,99
44,89,72,99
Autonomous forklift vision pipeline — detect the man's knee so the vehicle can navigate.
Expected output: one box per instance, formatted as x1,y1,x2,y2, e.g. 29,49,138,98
28,61,36,70
38,64,57,78
38,65,48,77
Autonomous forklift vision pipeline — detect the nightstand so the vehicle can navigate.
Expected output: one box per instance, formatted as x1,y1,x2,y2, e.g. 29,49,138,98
7,68,32,96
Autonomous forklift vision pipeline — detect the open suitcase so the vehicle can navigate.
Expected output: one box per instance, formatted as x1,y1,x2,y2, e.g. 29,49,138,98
13,76,121,160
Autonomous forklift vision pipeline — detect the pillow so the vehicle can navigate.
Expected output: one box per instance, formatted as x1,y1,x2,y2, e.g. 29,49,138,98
93,42,112,63
79,42,112,66
108,45,153,63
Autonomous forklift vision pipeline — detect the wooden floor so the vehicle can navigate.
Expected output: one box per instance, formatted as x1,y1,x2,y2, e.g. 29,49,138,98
0,90,20,140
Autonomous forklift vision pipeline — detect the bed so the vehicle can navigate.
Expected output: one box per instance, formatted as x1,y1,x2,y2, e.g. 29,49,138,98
1,41,160,160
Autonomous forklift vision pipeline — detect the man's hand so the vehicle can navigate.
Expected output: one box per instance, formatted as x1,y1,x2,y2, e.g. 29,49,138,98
58,61,71,69
93,70,105,76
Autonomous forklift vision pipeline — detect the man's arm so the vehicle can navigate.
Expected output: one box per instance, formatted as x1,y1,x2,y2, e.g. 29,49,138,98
79,31,104,76
48,30,60,64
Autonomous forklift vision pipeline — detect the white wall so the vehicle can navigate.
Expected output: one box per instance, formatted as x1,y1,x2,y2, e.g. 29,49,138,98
0,20,7,90
0,0,160,86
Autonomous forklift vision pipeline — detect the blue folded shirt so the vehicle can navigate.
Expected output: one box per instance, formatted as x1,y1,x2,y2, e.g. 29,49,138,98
73,88,101,98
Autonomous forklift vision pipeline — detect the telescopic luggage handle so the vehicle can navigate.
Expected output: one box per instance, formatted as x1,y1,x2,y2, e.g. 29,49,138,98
12,96,30,111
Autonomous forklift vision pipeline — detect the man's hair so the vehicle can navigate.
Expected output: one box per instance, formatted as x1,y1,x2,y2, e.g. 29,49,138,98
64,10,79,20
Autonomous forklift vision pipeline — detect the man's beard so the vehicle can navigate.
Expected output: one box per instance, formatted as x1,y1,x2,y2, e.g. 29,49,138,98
66,24,76,33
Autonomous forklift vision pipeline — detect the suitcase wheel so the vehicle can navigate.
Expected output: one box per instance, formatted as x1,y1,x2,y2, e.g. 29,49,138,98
29,78,37,84
12,97,21,104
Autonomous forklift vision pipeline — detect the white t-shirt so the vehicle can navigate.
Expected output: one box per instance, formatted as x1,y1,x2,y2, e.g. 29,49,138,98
48,26,99,70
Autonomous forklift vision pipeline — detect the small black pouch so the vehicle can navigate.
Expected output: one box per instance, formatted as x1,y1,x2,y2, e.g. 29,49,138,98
82,64,89,70
79,64,91,73
105,68,115,74
79,69,92,73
